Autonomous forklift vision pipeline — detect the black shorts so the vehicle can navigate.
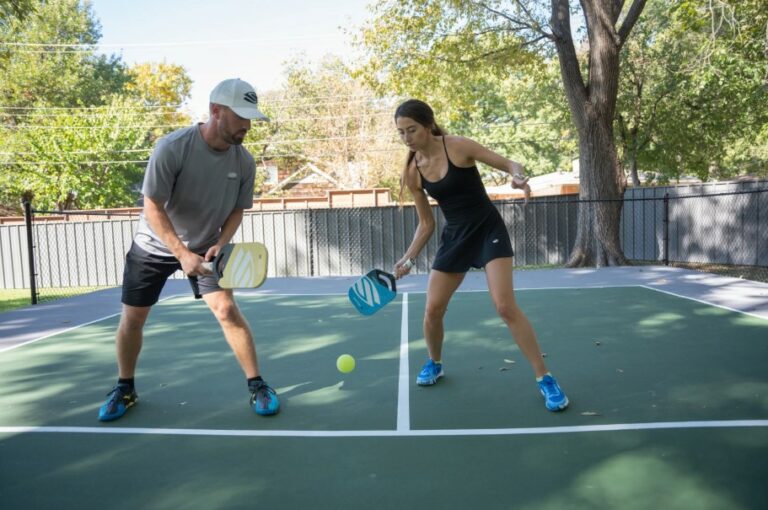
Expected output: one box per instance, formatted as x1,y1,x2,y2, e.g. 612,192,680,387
432,211,514,273
121,242,222,307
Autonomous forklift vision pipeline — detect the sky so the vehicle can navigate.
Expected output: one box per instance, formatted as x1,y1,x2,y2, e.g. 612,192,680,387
89,0,373,120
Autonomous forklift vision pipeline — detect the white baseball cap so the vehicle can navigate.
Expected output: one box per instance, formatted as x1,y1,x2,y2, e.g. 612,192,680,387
209,78,269,121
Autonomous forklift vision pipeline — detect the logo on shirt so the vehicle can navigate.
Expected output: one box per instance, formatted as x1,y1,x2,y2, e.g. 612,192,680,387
492,238,499,244
228,172,238,179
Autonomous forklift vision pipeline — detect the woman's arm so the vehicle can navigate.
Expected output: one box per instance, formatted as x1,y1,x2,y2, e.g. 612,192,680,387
451,136,531,201
394,163,436,278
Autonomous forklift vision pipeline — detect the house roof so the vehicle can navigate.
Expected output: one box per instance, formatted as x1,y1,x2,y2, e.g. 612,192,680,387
485,170,580,198
266,162,339,196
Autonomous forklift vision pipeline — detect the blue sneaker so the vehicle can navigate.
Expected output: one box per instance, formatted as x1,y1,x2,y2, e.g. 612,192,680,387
537,374,569,411
416,359,444,386
98,384,138,422
250,380,280,416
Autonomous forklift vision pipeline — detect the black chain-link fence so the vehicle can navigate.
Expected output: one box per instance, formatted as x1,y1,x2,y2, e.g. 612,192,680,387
2,181,766,305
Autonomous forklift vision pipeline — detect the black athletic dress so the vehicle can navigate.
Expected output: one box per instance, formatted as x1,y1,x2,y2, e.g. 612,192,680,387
416,137,514,273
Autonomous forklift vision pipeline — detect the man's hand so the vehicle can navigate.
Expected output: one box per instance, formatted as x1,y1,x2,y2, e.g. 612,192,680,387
179,251,211,277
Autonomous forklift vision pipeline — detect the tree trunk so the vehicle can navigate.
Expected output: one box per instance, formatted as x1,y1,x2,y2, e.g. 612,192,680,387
551,0,643,267
629,157,640,187
567,113,628,267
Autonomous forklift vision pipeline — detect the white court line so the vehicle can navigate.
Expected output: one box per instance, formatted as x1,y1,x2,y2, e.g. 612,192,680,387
238,284,644,297
1,420,766,438
6,284,763,356
640,285,768,321
0,293,187,354
459,285,643,293
397,293,410,432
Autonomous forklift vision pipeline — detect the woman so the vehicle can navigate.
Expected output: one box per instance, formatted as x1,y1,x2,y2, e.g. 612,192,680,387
393,99,568,412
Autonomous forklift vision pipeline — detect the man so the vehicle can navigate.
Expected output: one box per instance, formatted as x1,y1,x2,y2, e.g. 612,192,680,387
98,78,279,421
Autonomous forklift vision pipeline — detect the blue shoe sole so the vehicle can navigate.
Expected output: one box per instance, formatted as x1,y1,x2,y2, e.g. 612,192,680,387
416,370,444,386
98,400,136,422
253,405,280,416
543,395,569,412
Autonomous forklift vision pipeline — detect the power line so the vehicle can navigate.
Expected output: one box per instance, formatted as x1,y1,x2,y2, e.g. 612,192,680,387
0,105,184,111
1,34,343,49
7,111,190,119
4,111,394,124
0,136,575,166
0,147,405,165
0,94,389,111
1,124,190,130
2,160,149,165
2,116,562,131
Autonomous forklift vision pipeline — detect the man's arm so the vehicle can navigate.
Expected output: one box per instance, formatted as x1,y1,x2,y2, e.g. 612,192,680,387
143,196,208,276
208,208,245,253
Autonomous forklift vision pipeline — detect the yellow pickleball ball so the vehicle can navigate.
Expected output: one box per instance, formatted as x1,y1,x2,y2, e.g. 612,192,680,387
336,354,356,373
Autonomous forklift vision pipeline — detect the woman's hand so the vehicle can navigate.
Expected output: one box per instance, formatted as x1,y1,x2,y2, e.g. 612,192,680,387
394,257,415,279
512,173,531,203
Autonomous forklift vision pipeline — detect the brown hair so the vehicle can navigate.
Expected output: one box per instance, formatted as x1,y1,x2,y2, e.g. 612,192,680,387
394,99,446,203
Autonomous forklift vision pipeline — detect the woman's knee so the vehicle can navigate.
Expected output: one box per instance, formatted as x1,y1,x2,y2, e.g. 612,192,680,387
424,301,448,323
494,298,520,324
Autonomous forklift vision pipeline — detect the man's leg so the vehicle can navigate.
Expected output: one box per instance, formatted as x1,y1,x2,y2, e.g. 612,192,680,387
98,305,151,422
116,304,152,378
203,289,279,415
202,289,259,377
99,242,177,422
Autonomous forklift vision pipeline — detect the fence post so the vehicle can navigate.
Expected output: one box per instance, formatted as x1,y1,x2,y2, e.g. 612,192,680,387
23,200,38,304
662,193,670,266
308,209,315,277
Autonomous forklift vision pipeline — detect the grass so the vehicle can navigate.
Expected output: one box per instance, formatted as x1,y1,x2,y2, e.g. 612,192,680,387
0,287,115,313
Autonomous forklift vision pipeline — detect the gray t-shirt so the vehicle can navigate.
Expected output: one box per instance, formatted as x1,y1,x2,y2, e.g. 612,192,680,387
135,125,256,256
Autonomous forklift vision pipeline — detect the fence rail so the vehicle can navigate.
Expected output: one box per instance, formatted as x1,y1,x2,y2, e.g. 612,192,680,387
1,181,765,304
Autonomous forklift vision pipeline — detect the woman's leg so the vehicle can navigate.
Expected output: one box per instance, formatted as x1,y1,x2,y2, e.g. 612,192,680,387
423,269,465,362
484,257,548,377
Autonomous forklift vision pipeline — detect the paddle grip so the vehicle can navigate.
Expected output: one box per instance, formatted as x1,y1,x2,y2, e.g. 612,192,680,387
373,269,396,293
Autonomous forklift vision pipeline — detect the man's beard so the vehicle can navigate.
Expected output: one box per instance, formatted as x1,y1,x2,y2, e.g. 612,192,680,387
224,131,246,145
221,125,247,146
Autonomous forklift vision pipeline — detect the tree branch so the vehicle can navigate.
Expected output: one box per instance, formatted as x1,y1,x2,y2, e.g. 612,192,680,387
617,0,648,48
474,0,553,40
432,44,528,64
550,0,588,124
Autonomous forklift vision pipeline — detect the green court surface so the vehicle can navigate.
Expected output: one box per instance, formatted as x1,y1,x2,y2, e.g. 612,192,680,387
1,287,766,509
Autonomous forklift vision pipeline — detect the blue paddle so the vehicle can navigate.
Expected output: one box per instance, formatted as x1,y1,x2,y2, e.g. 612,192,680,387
348,269,397,315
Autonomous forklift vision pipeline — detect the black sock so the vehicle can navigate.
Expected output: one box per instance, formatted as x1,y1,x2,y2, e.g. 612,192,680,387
247,376,264,387
118,377,134,388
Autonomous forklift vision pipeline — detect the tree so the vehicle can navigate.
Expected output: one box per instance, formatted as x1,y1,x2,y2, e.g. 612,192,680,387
355,3,576,180
1,96,154,211
247,56,401,196
0,0,128,118
617,0,768,185
358,0,648,267
125,62,193,130
0,0,36,24
0,0,193,212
